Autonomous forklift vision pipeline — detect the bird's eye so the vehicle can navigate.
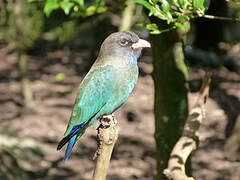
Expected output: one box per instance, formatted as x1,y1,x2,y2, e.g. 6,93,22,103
119,39,130,46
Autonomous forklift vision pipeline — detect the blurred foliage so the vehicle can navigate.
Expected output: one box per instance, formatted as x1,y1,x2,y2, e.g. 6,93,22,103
229,0,240,3
0,0,45,107
0,135,45,180
29,0,107,17
0,0,43,51
55,72,65,81
44,20,79,44
135,0,210,34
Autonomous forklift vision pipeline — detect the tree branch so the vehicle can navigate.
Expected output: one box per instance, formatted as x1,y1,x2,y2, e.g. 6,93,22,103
119,0,135,31
202,14,240,23
164,71,211,180
92,116,119,180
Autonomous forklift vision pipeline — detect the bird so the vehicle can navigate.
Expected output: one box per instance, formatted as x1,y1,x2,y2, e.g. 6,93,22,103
57,31,151,161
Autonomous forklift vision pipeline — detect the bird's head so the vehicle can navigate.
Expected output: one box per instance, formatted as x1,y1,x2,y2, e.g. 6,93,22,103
97,31,151,66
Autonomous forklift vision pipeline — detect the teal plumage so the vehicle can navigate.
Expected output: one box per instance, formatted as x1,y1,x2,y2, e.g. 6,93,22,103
57,31,151,161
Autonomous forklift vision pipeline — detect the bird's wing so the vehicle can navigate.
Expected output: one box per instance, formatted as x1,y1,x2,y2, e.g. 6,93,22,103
63,65,117,136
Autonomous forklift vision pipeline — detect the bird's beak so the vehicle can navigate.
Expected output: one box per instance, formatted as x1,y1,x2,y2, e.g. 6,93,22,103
131,39,151,50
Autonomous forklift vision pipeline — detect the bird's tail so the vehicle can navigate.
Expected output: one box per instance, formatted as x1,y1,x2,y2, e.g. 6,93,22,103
57,122,86,161
63,134,78,161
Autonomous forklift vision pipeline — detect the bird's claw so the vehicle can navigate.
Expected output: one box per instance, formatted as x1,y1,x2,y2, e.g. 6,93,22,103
99,113,117,128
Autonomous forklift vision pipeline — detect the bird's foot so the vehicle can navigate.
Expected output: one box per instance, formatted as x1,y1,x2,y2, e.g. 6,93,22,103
93,114,118,160
99,113,117,128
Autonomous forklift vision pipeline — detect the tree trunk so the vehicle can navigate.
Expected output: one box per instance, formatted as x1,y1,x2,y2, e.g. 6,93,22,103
150,20,189,179
17,52,34,107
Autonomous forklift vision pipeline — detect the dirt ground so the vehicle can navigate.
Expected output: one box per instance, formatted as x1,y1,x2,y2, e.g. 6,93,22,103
0,46,240,180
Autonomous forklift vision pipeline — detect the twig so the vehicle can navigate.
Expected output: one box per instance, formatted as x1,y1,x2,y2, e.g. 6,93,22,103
202,14,240,23
92,116,119,180
163,71,211,180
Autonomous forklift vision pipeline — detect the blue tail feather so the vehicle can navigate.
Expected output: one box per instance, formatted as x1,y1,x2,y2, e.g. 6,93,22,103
57,122,87,161
57,122,86,151
63,134,78,161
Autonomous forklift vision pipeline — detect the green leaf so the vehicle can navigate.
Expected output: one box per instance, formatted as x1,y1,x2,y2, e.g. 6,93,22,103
161,0,170,13
146,23,158,30
152,7,166,20
74,0,84,6
203,0,210,10
73,6,79,12
55,73,65,81
145,23,160,34
149,30,161,34
193,0,204,9
165,12,173,24
178,0,188,9
85,5,97,16
175,22,185,29
134,0,154,11
60,0,74,14
170,0,180,8
44,0,59,16
96,6,107,13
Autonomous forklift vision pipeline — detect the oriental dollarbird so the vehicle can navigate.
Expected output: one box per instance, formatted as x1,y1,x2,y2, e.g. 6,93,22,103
57,31,151,161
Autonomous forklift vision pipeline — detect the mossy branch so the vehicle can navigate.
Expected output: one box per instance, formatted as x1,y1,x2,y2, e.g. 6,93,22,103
163,71,211,180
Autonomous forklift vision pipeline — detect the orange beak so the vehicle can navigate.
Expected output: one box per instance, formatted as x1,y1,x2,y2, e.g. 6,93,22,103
131,39,151,50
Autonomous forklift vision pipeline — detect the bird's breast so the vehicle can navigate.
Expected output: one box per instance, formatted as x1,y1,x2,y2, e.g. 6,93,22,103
116,66,139,91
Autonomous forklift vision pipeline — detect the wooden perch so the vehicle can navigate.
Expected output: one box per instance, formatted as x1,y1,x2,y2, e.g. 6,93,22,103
163,71,211,180
92,115,119,180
